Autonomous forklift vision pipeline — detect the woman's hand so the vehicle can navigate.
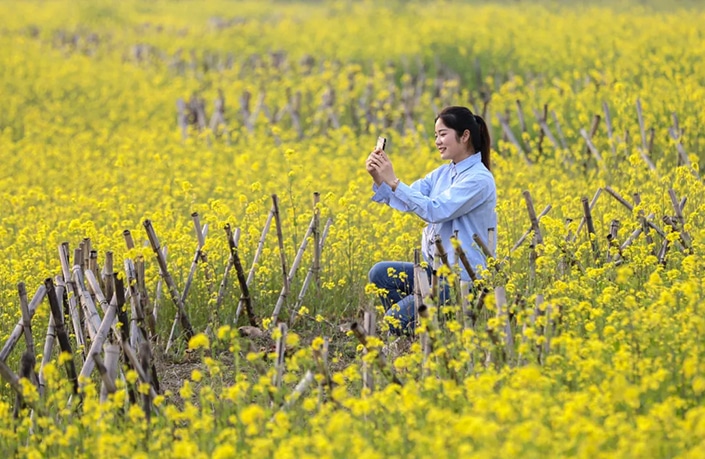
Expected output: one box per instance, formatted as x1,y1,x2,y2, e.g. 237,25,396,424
367,149,398,190
366,149,383,186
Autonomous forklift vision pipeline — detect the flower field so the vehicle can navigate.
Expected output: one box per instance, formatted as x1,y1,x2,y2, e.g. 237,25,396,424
1,0,705,457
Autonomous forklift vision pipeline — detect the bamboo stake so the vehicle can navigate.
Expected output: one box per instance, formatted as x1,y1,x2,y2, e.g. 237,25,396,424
497,114,530,165
72,266,102,341
571,188,602,243
670,113,690,167
362,309,376,392
271,216,316,324
153,246,167,324
668,189,692,250
510,205,552,252
0,360,28,406
94,353,117,400
143,219,194,342
495,286,513,361
312,192,321,290
522,190,543,245
78,294,117,388
58,243,86,361
291,217,333,325
350,322,402,386
602,101,616,156
636,99,657,172
38,279,62,397
235,206,275,321
100,343,120,402
13,351,36,418
102,251,114,302
604,186,634,212
272,323,287,389
18,283,35,361
472,233,493,259
45,277,78,394
581,197,599,258
550,110,568,150
272,194,290,303
225,223,257,326
0,285,46,362
139,341,152,424
216,227,240,311
180,219,210,305
532,105,559,149
580,127,603,164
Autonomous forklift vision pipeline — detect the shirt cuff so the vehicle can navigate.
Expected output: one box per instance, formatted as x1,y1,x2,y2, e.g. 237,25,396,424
371,182,393,202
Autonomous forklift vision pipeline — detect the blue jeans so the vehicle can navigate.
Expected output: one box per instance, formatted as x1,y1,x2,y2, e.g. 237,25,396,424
368,261,450,335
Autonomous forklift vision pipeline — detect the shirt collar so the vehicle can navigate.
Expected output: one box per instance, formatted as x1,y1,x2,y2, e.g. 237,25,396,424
450,152,482,175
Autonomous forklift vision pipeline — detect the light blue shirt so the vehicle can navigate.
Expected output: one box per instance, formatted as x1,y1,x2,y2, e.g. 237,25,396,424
371,153,497,281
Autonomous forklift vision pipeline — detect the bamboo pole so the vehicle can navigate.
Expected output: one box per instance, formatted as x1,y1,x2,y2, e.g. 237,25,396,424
153,246,167,325
510,205,552,252
94,352,117,400
291,217,333,325
272,194,290,303
670,113,690,167
636,99,657,172
272,323,287,389
532,105,559,150
18,283,35,361
102,251,114,302
38,278,62,397
58,243,86,361
225,223,257,327
522,190,543,245
72,266,102,341
0,285,46,362
581,197,599,258
216,227,240,312
312,192,321,290
472,233,493,259
602,101,616,156
550,110,568,150
571,188,602,243
494,286,513,362
78,295,117,387
350,322,402,386
271,216,316,324
13,351,36,418
100,343,120,402
497,114,530,165
143,219,194,342
235,206,275,321
362,309,376,392
45,277,78,394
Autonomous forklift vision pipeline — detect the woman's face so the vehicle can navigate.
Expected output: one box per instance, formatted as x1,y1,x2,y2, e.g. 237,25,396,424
434,118,471,163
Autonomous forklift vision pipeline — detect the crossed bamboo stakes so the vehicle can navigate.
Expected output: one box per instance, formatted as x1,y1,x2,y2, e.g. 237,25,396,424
0,192,332,418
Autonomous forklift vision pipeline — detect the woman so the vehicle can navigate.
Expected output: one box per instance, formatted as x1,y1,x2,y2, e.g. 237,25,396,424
366,106,497,335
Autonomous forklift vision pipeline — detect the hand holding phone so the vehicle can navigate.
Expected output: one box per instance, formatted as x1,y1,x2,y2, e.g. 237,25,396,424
375,136,387,152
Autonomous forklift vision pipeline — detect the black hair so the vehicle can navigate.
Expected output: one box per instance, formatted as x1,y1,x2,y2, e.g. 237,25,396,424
436,106,491,171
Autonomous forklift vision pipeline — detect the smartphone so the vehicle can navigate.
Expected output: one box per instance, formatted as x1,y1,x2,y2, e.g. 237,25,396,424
375,136,387,151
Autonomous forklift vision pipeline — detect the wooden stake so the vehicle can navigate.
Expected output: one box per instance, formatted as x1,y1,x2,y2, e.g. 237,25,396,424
235,206,274,321
522,190,543,245
291,217,333,325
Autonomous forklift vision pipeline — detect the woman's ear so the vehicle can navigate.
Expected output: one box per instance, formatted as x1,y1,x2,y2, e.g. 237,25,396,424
462,129,471,143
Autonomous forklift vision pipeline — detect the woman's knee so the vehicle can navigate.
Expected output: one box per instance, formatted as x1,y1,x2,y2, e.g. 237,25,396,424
368,261,391,284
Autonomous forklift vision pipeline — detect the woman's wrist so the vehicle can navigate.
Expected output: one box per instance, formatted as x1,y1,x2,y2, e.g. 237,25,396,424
390,177,400,191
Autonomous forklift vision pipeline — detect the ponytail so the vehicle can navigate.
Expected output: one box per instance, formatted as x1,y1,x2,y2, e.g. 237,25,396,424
436,106,493,171
474,114,491,171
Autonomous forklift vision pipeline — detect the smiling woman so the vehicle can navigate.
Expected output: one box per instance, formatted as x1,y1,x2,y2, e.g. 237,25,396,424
365,106,497,335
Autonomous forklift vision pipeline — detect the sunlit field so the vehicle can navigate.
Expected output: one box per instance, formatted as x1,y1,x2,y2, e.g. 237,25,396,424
1,0,705,457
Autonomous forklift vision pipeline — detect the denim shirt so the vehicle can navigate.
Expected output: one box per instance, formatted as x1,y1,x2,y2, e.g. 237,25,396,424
371,153,497,281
